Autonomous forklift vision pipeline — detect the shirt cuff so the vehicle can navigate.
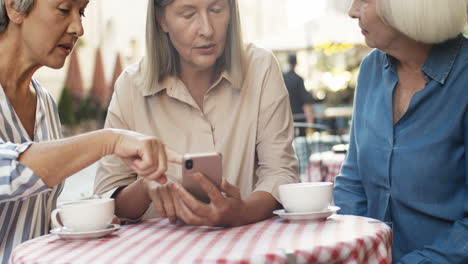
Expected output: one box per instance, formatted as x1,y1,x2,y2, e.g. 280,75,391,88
254,176,299,203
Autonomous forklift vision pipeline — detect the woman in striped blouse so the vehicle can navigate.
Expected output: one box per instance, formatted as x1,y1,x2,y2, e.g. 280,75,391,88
0,0,181,262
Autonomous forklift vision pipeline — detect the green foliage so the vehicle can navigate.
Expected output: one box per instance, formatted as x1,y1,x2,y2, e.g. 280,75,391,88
58,87,109,130
75,96,108,128
58,86,76,126
75,96,97,122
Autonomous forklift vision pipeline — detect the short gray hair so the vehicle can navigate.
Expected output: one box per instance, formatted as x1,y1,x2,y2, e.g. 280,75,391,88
377,0,467,44
0,0,34,33
138,0,245,94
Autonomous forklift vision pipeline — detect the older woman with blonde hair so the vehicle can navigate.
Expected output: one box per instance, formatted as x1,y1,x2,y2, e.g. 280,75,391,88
334,0,468,262
94,0,299,227
0,0,177,262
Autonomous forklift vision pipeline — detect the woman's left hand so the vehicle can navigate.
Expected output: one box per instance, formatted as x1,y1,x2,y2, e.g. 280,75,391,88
172,173,246,227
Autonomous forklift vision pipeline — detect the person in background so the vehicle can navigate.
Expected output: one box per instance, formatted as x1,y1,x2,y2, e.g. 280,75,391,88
0,0,177,262
283,53,314,137
94,0,299,227
334,0,468,263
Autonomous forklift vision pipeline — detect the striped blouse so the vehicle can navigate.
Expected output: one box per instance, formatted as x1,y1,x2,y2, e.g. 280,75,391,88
0,79,63,264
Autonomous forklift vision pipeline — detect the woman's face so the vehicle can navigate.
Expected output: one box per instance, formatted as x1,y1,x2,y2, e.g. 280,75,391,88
159,0,230,73
348,0,400,50
17,0,88,69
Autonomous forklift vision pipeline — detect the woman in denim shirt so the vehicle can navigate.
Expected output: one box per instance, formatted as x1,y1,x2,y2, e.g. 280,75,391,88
334,0,468,263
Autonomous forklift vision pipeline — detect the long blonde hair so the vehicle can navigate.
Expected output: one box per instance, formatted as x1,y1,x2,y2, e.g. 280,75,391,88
138,0,245,93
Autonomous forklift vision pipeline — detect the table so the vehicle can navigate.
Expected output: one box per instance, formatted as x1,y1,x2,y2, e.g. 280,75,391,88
293,135,348,179
304,151,346,183
11,215,392,264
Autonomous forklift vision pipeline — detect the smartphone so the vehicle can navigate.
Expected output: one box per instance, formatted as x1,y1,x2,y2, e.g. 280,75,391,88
182,152,223,203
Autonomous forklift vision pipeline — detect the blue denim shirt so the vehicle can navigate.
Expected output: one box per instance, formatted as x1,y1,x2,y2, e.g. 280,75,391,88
334,35,468,263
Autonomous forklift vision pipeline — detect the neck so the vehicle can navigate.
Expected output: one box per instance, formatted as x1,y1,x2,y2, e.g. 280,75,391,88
179,65,217,94
0,29,40,97
384,35,433,71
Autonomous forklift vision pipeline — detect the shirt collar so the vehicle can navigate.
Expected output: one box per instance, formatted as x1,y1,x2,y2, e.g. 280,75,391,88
384,34,464,85
422,35,463,85
140,70,234,97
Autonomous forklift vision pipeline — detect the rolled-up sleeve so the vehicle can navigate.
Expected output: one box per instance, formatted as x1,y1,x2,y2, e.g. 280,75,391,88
254,52,300,201
0,142,49,202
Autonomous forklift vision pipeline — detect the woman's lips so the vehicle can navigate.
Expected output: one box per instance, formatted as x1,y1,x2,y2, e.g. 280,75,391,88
195,44,216,54
57,44,73,55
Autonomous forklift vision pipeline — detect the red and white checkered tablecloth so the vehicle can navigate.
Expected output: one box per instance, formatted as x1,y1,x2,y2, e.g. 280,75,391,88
304,151,346,183
10,215,392,264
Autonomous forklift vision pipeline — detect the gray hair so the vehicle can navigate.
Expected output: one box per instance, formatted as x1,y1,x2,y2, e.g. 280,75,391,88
0,0,34,33
376,0,467,44
138,0,245,94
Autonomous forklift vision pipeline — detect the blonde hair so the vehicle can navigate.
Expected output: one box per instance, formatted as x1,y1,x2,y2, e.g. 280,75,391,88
138,0,245,93
376,0,467,44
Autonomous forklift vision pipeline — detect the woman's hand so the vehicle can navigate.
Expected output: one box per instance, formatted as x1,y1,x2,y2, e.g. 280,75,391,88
172,173,247,227
110,129,182,184
144,180,179,224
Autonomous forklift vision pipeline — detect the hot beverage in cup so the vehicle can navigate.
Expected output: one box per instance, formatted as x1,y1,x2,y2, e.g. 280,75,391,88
51,198,114,232
279,182,333,213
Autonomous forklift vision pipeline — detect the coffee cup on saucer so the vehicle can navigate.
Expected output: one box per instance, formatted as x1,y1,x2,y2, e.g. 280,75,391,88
279,182,333,213
51,198,114,232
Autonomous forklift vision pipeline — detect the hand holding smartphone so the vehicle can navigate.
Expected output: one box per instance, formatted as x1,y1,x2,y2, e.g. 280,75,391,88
182,152,223,203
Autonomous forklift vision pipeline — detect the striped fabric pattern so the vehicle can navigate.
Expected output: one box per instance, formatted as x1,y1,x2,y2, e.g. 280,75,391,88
0,79,63,264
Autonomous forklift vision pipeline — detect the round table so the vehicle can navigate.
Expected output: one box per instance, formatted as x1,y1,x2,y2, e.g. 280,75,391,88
304,151,346,183
11,215,392,264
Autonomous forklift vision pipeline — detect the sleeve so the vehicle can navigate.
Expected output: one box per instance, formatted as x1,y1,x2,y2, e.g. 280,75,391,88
254,52,300,202
333,65,368,216
397,108,468,264
93,73,138,198
0,142,50,202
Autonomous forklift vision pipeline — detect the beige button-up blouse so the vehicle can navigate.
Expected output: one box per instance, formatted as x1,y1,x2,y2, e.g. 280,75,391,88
94,44,299,218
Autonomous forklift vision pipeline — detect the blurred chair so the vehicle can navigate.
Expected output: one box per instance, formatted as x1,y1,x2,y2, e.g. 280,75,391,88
292,121,328,179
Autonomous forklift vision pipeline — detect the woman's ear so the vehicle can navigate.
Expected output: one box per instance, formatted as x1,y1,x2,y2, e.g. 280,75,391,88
4,0,25,25
156,12,169,33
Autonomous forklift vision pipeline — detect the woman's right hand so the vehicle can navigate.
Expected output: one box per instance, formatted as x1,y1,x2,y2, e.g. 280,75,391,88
109,129,182,184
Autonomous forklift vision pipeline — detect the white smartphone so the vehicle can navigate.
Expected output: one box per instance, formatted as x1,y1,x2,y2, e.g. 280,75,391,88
182,152,223,203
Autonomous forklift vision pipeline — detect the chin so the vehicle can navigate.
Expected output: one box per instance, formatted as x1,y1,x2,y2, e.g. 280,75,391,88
364,39,376,49
197,58,219,70
46,60,67,69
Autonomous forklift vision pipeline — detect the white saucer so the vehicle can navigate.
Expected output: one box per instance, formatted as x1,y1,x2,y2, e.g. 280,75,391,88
50,224,120,240
273,206,340,221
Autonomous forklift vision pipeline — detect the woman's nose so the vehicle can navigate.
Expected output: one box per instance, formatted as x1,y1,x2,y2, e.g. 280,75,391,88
198,13,214,38
68,13,84,37
348,0,360,19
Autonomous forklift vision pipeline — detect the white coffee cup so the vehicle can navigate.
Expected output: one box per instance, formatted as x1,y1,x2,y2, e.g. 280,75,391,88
279,182,333,213
51,198,114,232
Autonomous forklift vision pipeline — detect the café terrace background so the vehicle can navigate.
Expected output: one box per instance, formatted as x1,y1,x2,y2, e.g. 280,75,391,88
35,0,362,113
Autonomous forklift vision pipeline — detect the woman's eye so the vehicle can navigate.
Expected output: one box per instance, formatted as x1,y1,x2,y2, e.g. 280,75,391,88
183,13,195,19
211,8,222,14
58,8,70,14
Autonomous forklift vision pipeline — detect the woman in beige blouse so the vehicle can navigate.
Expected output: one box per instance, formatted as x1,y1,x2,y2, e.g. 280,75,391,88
94,0,299,227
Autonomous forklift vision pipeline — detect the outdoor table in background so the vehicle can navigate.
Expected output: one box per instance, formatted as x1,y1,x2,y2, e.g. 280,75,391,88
304,151,346,183
11,215,392,264
293,133,348,179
